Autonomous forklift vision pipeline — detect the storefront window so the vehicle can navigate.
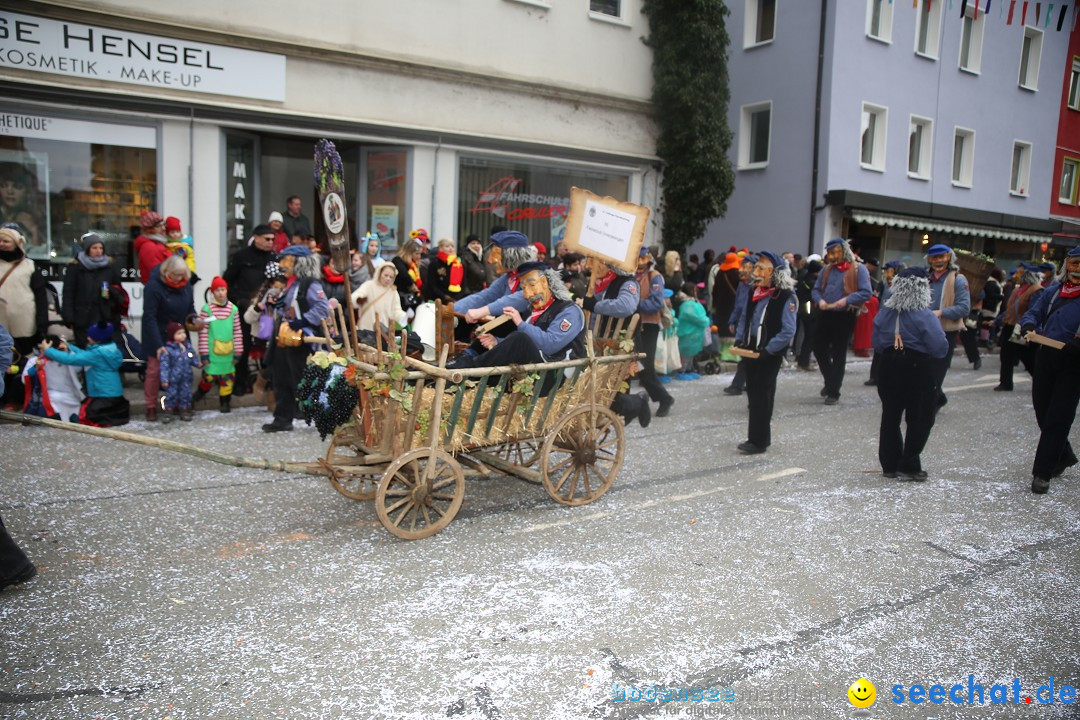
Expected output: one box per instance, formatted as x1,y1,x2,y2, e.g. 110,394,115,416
364,149,409,252
0,112,157,279
457,157,630,252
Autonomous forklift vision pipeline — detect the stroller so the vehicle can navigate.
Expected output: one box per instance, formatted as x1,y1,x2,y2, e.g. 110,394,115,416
117,323,148,382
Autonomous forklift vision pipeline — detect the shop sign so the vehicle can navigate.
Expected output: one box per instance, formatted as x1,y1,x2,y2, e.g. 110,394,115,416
0,11,286,101
469,176,569,222
225,134,255,256
0,111,155,148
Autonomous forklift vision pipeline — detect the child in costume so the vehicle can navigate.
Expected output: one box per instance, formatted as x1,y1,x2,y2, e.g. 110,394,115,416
194,276,243,413
159,321,200,422
42,322,129,427
21,334,85,422
165,216,197,275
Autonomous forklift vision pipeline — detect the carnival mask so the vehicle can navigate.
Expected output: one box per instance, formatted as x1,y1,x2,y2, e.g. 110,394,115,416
279,255,296,275
825,245,846,265
884,267,896,285
1066,258,1080,283
928,253,950,272
738,261,755,282
637,253,652,273
751,258,774,286
520,269,551,309
486,246,504,276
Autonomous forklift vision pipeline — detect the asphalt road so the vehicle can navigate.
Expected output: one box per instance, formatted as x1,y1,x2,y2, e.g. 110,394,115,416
1,351,1078,720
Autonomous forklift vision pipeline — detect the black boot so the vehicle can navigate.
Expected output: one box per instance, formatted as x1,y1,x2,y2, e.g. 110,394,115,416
219,395,231,414
192,386,208,403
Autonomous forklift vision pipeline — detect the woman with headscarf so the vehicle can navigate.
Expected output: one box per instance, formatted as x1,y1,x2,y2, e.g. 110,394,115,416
0,226,48,409
62,232,124,348
141,255,197,421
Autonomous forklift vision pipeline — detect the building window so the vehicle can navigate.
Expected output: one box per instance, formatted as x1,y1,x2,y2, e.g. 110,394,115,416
738,102,772,169
1060,158,1079,204
908,116,933,179
1067,58,1079,110
744,0,776,48
952,127,975,187
866,0,893,42
1019,26,1043,90
363,149,410,252
915,0,943,59
1009,141,1031,196
589,0,621,17
958,3,985,73
860,103,887,172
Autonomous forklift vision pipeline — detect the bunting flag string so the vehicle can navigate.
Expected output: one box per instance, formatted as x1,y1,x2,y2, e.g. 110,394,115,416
1022,0,1028,24
1035,1,1040,24
884,0,1072,28
961,0,969,15
1058,2,1068,28
975,0,981,20
1046,2,1054,26
1008,0,1016,23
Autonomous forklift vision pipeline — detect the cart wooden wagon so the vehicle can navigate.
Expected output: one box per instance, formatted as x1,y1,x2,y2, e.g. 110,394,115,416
318,312,642,540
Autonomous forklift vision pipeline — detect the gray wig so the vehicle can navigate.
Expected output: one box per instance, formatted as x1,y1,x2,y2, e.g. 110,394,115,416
773,264,795,291
294,254,322,280
830,240,856,264
1020,268,1043,286
884,275,932,312
540,268,572,302
925,249,959,272
503,245,537,272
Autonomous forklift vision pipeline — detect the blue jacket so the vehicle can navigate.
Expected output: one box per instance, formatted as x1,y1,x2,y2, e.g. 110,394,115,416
636,271,666,315
677,298,709,359
45,342,124,397
509,302,586,359
729,281,751,327
811,263,873,308
928,271,971,321
872,307,949,358
735,290,797,356
453,273,530,315
159,340,200,387
593,276,640,319
1022,283,1080,344
142,272,196,356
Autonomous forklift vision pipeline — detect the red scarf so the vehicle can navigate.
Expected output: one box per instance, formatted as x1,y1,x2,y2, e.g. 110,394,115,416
752,286,774,302
438,250,464,293
528,296,555,324
408,260,422,289
833,261,851,273
1059,282,1080,299
321,264,344,284
507,271,521,294
164,276,187,289
593,271,616,294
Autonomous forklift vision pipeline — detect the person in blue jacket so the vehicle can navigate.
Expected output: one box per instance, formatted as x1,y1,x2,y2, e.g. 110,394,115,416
925,244,970,409
42,321,129,427
724,254,756,396
454,230,535,322
811,238,872,405
872,267,948,481
733,251,796,455
1020,246,1080,494
866,260,906,387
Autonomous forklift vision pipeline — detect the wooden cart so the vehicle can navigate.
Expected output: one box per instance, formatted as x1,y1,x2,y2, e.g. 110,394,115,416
321,314,642,540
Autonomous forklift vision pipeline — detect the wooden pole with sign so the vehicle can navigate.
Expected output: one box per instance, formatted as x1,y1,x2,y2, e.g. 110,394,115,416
561,187,650,303
314,139,359,350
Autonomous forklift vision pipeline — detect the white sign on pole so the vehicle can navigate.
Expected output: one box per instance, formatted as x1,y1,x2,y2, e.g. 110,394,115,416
578,199,637,261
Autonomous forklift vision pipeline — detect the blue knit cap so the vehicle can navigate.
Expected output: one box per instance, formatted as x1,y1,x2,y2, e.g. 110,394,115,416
1068,246,1080,258
825,238,846,250
884,261,906,270
279,244,312,258
491,230,529,249
756,249,787,270
926,244,952,256
87,322,114,343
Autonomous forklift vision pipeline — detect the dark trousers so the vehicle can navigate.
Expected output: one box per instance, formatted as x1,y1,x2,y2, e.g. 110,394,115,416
729,361,747,391
745,353,782,448
932,331,958,404
0,514,33,582
270,342,311,427
636,323,672,405
869,350,881,382
1030,346,1080,480
959,326,980,363
813,311,856,397
876,350,937,474
998,328,1035,389
796,313,818,368
235,314,254,394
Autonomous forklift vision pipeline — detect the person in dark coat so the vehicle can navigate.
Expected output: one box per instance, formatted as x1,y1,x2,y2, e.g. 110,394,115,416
62,232,124,348
424,238,465,303
872,267,948,481
461,235,487,296
794,258,822,371
994,263,1043,392
141,255,197,421
711,251,741,337
222,224,276,394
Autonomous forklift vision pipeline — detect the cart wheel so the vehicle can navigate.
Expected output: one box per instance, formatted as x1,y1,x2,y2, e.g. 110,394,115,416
494,439,541,469
325,424,378,500
540,405,624,506
375,448,465,540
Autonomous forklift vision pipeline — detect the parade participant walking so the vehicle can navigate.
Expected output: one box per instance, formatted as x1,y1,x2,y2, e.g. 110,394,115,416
724,254,756,396
223,224,277,395
866,261,905,386
811,238,872,404
794,257,822,371
580,259,650,427
159,321,200,422
872,267,948,481
633,248,674,417
193,277,244,413
733,251,796,455
1020,247,1080,494
925,244,971,408
995,263,1043,391
62,232,124,348
42,322,129,426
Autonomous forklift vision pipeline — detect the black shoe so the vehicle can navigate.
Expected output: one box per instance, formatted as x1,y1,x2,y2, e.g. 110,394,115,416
973,357,982,370
824,396,839,406
723,386,744,396
864,379,877,386
1,563,37,591
262,422,293,433
1032,476,1050,494
937,394,948,407
737,441,766,455
656,397,673,418
993,384,1013,392
219,396,232,414
882,471,898,479
899,470,929,481
820,387,828,397
1051,452,1078,479
192,387,208,403
636,392,652,428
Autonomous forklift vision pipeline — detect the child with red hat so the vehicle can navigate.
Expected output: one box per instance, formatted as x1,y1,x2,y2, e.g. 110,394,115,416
164,216,197,275
194,277,243,413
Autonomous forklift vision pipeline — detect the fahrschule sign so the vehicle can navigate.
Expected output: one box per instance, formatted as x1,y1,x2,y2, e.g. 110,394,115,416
0,11,285,101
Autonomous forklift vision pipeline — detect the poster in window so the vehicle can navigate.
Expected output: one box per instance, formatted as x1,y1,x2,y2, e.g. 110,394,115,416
371,204,399,249
0,150,51,259
562,187,648,272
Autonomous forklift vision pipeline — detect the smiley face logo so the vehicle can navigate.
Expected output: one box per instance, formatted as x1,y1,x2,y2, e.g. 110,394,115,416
847,678,876,709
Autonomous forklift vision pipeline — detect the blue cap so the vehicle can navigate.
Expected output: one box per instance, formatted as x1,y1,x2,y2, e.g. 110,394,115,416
1039,262,1056,272
279,244,312,258
898,266,929,279
740,253,757,265
1020,262,1040,271
639,246,652,258
491,230,529,249
884,261,906,270
514,261,548,277
926,244,952,256
825,238,846,250
756,250,786,270
1067,246,1080,258
87,322,114,343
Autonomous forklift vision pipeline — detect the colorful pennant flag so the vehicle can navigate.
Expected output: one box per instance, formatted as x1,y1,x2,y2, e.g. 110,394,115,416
1008,0,1016,22
1022,0,1029,24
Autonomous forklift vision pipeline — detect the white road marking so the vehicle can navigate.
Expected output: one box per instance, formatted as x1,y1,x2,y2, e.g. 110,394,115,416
513,467,805,535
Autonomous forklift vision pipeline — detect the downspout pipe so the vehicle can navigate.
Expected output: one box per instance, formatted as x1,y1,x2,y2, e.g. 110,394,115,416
807,0,828,257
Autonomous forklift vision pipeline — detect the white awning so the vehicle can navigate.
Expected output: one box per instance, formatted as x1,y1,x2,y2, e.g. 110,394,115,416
850,210,1049,244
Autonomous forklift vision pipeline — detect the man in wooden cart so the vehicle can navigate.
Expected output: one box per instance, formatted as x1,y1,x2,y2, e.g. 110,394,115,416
447,261,585,395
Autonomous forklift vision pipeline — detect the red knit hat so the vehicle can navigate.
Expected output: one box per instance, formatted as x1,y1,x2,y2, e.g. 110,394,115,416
165,321,184,341
210,276,228,292
533,242,547,256
140,210,163,229
165,216,182,233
